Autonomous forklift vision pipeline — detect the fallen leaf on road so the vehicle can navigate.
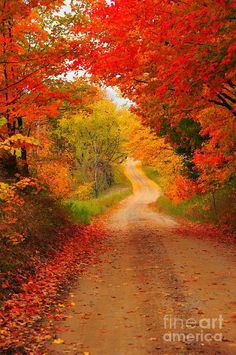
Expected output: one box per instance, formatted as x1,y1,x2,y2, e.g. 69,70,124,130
53,338,64,345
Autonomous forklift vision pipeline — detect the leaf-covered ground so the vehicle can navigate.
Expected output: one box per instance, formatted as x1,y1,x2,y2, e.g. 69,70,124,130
174,222,235,244
0,223,107,353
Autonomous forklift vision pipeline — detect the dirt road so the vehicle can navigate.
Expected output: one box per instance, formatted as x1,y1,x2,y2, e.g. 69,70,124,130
49,159,236,355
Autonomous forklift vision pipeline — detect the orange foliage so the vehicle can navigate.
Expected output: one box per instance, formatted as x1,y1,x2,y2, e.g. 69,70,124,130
165,175,197,204
0,178,40,244
194,106,235,192
37,162,72,199
29,128,73,199
124,119,195,201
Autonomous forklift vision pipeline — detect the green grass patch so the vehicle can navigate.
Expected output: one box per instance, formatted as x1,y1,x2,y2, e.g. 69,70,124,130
157,194,207,222
64,189,129,224
142,166,160,185
65,165,132,224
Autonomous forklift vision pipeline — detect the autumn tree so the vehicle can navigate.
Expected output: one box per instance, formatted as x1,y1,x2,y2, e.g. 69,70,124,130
0,0,84,176
58,99,126,196
83,0,235,116
118,111,196,202
77,0,235,193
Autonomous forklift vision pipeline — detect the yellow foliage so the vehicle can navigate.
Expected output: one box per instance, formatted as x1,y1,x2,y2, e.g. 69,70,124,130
15,177,40,191
53,338,64,345
124,121,184,194
0,134,38,154
0,182,15,200
75,182,94,200
29,127,73,199
0,181,27,244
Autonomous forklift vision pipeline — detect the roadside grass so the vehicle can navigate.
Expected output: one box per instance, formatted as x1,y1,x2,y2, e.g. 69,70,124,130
157,185,235,228
64,165,132,224
157,194,211,222
64,189,130,224
142,166,160,185
142,165,236,228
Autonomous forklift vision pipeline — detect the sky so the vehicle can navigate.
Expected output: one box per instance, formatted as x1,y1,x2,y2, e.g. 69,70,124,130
105,87,132,108
63,70,132,108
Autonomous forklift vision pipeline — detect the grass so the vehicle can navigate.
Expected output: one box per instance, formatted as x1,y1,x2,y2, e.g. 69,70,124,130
156,183,236,227
64,189,130,224
64,165,132,224
142,165,236,228
142,166,160,185
156,194,209,222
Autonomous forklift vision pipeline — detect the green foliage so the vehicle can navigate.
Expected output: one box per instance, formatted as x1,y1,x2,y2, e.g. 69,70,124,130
0,117,7,128
159,117,208,180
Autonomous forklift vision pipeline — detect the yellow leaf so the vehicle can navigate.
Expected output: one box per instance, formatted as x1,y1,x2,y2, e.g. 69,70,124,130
53,338,64,345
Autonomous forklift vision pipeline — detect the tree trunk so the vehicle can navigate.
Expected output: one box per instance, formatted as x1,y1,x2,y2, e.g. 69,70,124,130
20,146,29,176
1,12,19,177
94,164,99,197
2,151,18,177
105,165,114,187
2,121,19,177
92,140,99,197
18,117,29,176
211,191,217,221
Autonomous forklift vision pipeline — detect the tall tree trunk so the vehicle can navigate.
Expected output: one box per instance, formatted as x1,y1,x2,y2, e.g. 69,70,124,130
1,6,19,177
104,164,114,187
92,140,99,197
3,121,19,177
94,163,99,197
211,191,217,222
18,117,29,176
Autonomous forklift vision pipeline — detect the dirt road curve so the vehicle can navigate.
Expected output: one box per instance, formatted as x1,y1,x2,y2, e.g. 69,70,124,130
49,159,236,355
